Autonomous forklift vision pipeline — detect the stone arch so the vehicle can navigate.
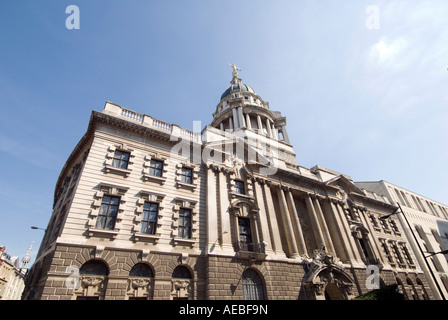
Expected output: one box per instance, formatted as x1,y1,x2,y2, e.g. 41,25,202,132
170,264,194,300
302,249,355,300
127,262,155,300
74,259,109,300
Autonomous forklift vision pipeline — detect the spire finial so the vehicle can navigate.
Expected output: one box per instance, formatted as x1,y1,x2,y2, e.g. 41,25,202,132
21,241,33,269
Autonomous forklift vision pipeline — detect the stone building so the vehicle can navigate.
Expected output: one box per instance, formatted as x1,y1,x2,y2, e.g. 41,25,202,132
0,246,27,300
23,68,432,300
356,180,448,299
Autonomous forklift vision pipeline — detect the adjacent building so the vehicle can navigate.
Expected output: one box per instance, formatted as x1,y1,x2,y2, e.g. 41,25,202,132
0,246,27,300
356,181,448,299
23,68,433,300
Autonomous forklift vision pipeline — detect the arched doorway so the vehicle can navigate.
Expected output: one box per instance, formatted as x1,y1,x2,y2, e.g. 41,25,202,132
324,283,345,300
302,248,355,300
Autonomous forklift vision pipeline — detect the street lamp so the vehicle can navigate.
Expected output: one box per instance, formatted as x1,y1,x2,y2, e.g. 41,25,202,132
380,202,446,300
30,226,46,231
426,249,448,258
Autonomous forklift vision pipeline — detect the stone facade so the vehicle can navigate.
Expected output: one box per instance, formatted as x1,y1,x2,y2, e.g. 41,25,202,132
23,69,435,300
356,181,448,299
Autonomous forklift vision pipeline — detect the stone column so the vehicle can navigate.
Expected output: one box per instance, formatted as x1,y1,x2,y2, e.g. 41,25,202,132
218,169,232,248
229,117,234,130
277,186,299,258
206,165,218,253
327,199,351,262
257,114,263,132
266,119,273,138
237,106,245,128
232,108,239,129
285,189,308,256
253,178,272,252
358,207,383,264
312,195,335,254
334,200,363,262
280,125,290,144
263,183,283,254
245,113,252,130
272,126,279,140
304,195,326,249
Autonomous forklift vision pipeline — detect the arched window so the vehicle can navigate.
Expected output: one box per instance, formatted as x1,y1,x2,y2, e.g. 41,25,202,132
242,269,265,300
171,266,193,300
77,260,108,300
416,278,429,300
79,260,108,276
172,266,192,279
129,263,153,278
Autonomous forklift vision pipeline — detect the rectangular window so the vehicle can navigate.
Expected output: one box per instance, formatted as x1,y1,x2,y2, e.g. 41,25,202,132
180,167,193,184
141,202,158,234
235,180,246,195
178,208,192,239
96,195,120,230
149,159,164,177
238,218,253,251
112,150,130,169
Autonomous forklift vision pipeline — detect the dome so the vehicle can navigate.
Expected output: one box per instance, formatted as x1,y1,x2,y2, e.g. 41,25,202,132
220,82,256,100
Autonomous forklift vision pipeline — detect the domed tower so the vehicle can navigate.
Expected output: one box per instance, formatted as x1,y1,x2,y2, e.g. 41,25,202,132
211,64,290,145
207,65,298,172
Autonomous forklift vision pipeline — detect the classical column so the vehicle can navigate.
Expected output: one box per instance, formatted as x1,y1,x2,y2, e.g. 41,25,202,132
253,178,272,252
272,125,279,140
358,207,383,264
237,107,245,128
312,196,335,254
280,125,290,144
218,168,232,248
266,119,273,138
232,108,239,129
285,189,308,256
245,113,252,130
219,122,224,131
229,116,234,130
206,166,218,252
327,199,352,262
263,183,283,254
277,186,299,258
257,114,263,132
334,201,363,262
304,195,326,249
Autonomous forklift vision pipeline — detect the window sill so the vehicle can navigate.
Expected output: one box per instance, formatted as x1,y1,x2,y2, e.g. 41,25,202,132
87,228,119,238
173,238,196,247
176,182,197,190
133,232,161,243
105,165,132,177
142,174,166,184
230,192,254,200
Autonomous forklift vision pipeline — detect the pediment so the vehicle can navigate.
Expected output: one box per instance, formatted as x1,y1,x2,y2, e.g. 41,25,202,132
325,175,365,197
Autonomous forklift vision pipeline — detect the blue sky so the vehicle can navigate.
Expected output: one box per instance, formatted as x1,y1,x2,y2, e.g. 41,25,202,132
1,0,447,264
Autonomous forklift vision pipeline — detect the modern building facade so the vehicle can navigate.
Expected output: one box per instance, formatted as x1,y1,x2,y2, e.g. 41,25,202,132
356,181,448,300
23,68,433,300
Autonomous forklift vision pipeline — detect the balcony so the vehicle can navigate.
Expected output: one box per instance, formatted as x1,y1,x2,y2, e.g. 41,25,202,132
233,241,267,261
